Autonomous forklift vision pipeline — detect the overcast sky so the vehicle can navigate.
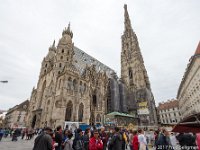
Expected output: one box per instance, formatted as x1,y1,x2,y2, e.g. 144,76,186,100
0,0,200,110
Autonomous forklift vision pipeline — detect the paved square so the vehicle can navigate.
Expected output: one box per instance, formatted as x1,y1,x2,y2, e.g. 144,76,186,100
0,137,34,150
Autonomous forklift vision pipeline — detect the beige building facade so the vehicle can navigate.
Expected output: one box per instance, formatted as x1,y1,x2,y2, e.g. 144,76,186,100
158,99,182,125
177,42,200,119
4,100,29,128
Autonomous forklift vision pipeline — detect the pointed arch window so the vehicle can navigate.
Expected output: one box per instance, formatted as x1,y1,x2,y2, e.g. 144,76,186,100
60,56,63,60
73,79,77,91
67,77,72,90
65,101,73,121
78,103,84,122
96,114,101,123
62,49,64,53
39,80,46,107
59,63,62,68
129,68,133,79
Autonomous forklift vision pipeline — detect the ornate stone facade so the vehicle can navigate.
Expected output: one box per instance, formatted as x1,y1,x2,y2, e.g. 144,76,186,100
27,5,157,128
177,42,200,119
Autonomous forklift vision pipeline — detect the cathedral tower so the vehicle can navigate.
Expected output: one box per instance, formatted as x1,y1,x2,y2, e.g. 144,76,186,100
121,4,157,126
54,23,75,75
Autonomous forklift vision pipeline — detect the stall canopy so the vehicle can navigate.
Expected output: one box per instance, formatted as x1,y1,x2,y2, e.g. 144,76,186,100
106,112,134,118
172,113,200,133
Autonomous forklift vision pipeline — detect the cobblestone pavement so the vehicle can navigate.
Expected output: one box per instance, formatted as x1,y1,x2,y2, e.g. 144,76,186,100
0,137,34,150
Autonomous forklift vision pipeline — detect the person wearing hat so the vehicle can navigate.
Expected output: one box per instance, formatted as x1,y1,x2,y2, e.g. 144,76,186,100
33,127,53,150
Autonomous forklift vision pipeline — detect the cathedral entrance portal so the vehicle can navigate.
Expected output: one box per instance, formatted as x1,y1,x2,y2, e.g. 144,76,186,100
31,115,37,128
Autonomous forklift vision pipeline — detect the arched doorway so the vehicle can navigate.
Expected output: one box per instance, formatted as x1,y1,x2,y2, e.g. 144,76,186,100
65,101,73,121
78,103,84,122
92,95,97,107
31,115,37,128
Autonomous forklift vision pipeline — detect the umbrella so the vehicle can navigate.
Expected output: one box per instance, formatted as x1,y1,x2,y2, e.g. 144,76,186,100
172,113,200,133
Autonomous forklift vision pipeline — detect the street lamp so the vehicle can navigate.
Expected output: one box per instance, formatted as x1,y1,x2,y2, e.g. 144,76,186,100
0,81,8,83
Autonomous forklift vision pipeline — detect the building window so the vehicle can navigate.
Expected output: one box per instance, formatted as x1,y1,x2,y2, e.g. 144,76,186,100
59,63,62,68
129,68,133,79
62,49,64,53
60,56,63,59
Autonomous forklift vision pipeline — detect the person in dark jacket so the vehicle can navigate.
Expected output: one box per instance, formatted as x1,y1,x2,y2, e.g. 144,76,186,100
33,127,53,150
99,127,108,150
177,133,196,150
55,125,63,150
83,128,90,150
156,129,170,150
72,128,84,150
108,127,122,150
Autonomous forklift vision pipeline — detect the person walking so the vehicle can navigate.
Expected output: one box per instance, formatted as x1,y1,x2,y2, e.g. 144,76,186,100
156,129,170,150
72,128,84,150
89,129,103,150
83,128,90,150
99,127,108,150
55,126,63,150
129,130,134,150
132,130,139,150
0,128,4,141
32,127,53,150
108,127,122,150
138,129,147,150
63,131,73,150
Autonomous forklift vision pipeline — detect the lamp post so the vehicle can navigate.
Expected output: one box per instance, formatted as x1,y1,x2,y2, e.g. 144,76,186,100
0,81,8,83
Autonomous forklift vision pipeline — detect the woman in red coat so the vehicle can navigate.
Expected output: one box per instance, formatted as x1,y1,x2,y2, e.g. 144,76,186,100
89,130,103,150
132,130,139,150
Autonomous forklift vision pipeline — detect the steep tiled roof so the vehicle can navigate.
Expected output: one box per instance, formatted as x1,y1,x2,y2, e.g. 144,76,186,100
158,99,178,110
73,46,115,77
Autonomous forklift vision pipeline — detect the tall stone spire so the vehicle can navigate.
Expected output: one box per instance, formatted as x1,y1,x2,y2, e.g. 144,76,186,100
121,4,157,126
121,4,150,90
124,4,132,31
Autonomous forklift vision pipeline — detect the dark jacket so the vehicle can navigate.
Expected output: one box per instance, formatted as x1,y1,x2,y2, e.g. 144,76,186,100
55,132,62,150
156,133,169,150
33,133,52,150
83,134,90,150
73,134,84,150
108,132,122,150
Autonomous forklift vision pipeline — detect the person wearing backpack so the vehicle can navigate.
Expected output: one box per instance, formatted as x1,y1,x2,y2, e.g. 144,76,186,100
72,128,84,150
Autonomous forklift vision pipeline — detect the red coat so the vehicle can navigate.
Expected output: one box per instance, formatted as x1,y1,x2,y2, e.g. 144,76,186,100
89,137,103,150
132,135,139,150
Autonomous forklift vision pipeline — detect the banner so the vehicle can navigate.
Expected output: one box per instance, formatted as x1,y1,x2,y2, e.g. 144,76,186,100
137,108,149,115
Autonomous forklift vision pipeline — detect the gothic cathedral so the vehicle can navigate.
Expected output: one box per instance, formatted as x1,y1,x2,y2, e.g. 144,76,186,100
26,5,157,128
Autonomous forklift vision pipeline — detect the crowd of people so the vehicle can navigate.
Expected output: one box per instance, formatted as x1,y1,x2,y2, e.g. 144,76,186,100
1,126,200,150
32,126,200,150
0,127,35,141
